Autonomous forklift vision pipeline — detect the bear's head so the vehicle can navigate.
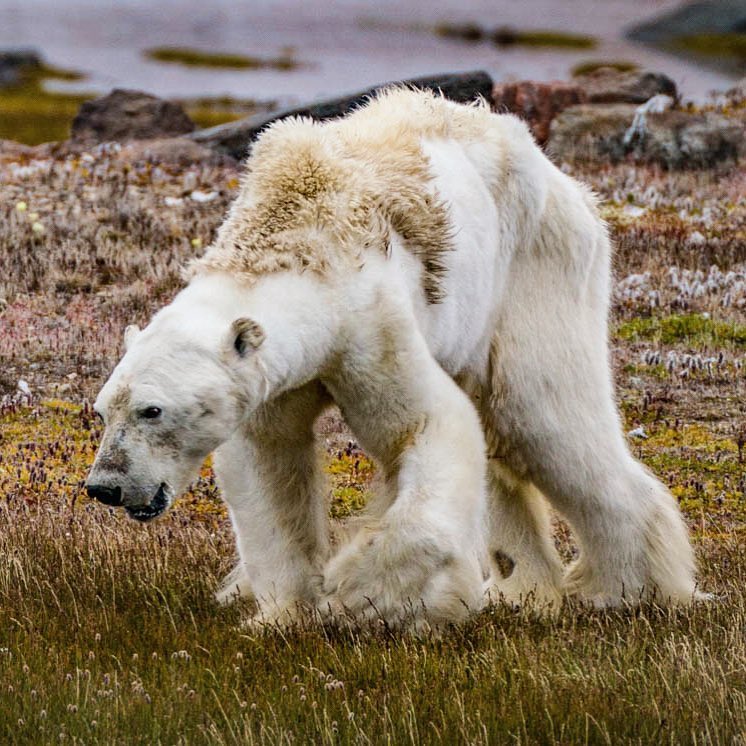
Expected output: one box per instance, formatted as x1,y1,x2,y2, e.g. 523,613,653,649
86,313,266,522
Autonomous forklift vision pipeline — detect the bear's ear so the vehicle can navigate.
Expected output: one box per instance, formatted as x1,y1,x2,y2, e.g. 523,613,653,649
230,317,265,357
124,324,141,351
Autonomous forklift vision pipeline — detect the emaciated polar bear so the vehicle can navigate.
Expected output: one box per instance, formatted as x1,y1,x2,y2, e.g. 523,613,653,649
86,88,700,628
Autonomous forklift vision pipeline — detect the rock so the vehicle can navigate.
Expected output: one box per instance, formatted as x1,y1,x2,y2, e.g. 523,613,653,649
574,68,678,104
547,103,638,162
116,137,235,167
71,89,195,144
190,71,493,160
0,49,41,88
491,80,587,144
548,103,744,168
725,78,746,105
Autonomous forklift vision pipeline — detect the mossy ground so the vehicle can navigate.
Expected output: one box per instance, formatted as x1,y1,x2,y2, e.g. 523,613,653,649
570,60,639,77
0,61,269,145
671,32,746,64
0,63,92,145
1,147,745,742
433,23,595,49
145,46,299,71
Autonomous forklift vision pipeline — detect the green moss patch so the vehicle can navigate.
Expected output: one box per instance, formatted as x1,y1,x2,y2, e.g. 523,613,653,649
0,61,91,144
433,24,595,49
145,46,299,71
325,448,375,519
616,314,746,349
571,60,639,76
505,29,596,49
671,33,746,63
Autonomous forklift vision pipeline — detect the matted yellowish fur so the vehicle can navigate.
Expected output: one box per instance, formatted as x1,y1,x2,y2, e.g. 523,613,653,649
189,88,495,302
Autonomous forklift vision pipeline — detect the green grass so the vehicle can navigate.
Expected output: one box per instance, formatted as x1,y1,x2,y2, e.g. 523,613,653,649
1,395,745,742
0,495,743,744
616,314,746,348
145,46,299,71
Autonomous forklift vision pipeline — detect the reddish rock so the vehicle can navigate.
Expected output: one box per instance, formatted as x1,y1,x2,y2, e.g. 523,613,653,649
71,89,195,144
491,81,587,144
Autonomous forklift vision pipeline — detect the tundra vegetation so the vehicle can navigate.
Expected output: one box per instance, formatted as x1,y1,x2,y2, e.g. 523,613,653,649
0,143,745,742
144,47,301,72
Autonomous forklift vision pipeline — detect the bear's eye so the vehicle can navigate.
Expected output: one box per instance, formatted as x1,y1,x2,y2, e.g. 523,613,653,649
141,406,163,420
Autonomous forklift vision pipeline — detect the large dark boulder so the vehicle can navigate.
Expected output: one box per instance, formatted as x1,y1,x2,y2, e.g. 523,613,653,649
71,89,195,144
190,71,493,160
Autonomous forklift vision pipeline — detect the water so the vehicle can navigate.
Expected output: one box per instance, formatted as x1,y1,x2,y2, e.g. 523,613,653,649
0,0,736,105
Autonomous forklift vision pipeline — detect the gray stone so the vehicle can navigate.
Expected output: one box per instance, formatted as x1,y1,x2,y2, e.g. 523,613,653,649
548,103,744,168
574,68,678,104
0,49,42,88
71,89,195,144
190,71,493,160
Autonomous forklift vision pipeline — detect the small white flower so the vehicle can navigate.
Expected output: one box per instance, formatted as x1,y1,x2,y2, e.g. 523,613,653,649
688,231,706,246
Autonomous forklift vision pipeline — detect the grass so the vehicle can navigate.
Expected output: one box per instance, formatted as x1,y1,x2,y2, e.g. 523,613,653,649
616,314,746,348
1,400,745,743
1,145,746,741
145,47,299,71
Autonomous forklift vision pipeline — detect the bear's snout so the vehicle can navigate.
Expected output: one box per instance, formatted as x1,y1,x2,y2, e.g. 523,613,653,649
86,484,123,507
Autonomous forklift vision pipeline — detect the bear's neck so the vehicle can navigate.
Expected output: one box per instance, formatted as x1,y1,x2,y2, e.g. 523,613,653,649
180,270,341,399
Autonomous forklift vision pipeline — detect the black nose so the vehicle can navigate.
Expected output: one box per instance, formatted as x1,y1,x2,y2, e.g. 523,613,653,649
86,485,123,506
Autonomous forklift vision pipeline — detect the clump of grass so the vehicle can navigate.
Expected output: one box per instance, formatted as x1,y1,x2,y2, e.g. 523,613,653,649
325,443,374,518
571,60,639,76
145,46,300,71
432,23,595,49
492,27,596,49
616,314,746,348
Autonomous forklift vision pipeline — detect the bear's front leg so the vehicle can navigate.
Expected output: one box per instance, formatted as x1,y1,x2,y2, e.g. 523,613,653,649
213,382,331,626
320,322,488,630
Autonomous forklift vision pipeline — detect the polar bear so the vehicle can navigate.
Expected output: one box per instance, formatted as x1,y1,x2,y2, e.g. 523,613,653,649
86,88,700,628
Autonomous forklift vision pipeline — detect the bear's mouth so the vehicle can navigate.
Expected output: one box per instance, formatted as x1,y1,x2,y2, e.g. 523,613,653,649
125,484,170,523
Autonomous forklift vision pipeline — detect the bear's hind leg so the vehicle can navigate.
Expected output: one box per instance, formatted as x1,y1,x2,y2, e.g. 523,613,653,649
485,463,563,609
490,324,699,606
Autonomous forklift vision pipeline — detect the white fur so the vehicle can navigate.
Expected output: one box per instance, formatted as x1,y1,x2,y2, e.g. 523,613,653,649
90,90,700,629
